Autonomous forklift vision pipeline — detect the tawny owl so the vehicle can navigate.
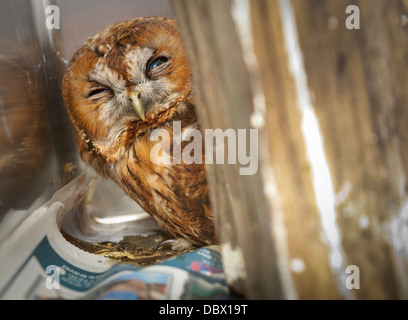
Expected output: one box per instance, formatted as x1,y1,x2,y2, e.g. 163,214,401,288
62,17,216,250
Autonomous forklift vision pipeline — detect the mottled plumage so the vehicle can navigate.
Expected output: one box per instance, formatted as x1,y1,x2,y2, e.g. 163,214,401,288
62,17,216,249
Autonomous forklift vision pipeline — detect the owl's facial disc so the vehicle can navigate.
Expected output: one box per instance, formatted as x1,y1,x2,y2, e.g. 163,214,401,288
123,48,174,119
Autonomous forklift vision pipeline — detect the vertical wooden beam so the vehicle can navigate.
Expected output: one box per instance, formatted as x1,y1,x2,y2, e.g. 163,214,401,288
171,0,284,299
250,0,344,299
171,0,408,299
289,0,408,299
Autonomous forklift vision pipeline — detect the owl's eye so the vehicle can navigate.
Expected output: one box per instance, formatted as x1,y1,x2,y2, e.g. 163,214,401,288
88,87,111,98
147,56,169,73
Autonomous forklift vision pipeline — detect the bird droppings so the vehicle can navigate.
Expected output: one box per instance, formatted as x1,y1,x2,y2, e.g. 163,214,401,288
402,15,408,27
221,242,247,284
250,111,265,129
290,258,306,274
359,215,370,229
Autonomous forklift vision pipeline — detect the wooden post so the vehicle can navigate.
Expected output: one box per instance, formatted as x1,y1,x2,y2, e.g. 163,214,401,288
171,0,408,299
171,0,284,299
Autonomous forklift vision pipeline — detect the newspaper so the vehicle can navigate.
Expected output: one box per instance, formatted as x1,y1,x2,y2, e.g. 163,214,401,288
0,174,230,300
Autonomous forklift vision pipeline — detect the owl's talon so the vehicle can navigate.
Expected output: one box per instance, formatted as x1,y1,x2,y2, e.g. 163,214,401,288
156,238,194,252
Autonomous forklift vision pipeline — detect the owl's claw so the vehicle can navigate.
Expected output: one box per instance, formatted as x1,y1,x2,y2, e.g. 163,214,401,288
156,238,194,252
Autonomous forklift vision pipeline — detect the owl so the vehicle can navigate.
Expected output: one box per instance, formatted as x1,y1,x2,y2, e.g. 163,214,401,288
62,17,216,250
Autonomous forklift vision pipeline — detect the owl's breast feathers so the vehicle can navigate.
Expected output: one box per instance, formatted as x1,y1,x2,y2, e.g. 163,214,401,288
122,97,216,246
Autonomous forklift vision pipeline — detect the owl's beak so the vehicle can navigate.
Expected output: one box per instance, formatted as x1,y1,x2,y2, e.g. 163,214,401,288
129,91,146,121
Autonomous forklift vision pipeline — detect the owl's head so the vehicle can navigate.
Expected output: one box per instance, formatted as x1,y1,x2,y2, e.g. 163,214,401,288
63,17,191,153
